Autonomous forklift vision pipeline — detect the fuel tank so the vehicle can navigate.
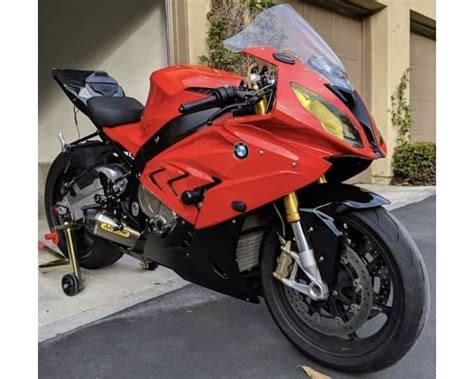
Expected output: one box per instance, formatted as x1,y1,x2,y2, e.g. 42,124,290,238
143,65,243,131
103,65,243,155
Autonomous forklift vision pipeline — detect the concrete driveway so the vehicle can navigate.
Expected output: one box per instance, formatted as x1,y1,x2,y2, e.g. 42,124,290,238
39,196,435,378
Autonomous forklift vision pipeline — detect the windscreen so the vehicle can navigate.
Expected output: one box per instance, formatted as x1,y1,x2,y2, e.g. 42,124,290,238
224,4,352,90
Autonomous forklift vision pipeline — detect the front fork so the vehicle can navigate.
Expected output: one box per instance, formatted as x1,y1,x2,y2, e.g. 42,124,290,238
273,189,329,301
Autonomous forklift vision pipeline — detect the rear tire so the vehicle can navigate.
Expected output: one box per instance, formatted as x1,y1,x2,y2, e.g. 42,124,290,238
260,206,429,373
44,149,123,270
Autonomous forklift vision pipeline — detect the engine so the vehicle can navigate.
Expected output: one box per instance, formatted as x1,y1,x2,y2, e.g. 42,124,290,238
137,184,178,236
59,165,263,268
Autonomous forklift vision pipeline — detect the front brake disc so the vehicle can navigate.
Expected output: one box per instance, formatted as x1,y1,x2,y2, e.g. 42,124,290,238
285,245,373,336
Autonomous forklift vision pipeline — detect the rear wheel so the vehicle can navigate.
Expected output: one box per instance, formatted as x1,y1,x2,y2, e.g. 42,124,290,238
260,207,429,373
44,149,123,269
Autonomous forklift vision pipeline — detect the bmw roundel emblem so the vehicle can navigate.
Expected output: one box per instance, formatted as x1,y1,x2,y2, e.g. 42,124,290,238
234,142,249,159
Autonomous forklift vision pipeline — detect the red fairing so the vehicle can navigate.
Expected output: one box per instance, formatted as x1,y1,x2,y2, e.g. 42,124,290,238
104,47,386,229
103,65,242,154
140,123,332,228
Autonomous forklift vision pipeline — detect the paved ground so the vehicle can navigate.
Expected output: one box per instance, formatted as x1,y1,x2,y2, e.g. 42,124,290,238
39,196,436,378
38,220,187,342
357,184,435,211
37,185,435,341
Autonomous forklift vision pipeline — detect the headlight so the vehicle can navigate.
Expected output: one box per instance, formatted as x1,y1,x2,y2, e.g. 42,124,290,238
291,83,363,148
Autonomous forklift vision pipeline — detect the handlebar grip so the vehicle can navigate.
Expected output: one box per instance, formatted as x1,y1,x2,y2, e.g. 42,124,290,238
179,86,239,114
179,94,219,114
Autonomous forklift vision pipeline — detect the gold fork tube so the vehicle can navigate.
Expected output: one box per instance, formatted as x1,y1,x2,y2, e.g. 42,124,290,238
284,175,325,224
254,96,267,115
283,192,301,223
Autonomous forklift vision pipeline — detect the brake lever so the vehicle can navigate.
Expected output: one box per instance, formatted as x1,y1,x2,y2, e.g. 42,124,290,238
206,104,241,126
205,91,263,126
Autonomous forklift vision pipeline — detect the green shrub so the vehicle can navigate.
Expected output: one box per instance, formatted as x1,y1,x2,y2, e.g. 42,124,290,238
392,142,436,185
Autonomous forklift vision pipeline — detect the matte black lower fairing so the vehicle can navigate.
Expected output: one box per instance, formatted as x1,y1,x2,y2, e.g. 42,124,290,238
144,217,260,303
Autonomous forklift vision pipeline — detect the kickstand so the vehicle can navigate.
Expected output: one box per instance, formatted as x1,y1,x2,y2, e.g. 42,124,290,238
39,220,84,296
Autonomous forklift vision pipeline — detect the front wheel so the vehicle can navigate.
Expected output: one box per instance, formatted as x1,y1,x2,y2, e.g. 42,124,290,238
260,206,429,373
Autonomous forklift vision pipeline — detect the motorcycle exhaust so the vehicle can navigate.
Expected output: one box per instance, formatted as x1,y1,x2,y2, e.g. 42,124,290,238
92,212,140,248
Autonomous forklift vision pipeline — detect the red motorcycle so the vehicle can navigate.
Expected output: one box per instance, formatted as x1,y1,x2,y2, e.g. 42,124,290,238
45,4,428,373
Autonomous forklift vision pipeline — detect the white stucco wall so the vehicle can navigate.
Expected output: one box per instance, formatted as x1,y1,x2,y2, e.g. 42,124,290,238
38,0,168,162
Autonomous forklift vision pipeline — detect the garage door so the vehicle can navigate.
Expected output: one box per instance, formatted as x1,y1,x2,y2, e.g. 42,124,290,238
410,32,436,142
284,1,366,95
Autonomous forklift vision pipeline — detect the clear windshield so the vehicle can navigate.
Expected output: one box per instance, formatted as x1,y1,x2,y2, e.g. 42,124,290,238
224,4,352,90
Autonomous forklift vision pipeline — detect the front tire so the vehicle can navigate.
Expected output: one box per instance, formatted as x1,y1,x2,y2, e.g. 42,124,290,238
260,206,429,373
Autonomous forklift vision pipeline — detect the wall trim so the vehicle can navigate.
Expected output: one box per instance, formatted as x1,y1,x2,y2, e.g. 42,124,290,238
302,0,386,19
165,0,190,65
410,10,436,40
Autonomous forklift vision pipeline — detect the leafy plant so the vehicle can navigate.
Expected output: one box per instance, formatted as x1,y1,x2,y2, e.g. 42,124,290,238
392,142,436,185
198,0,274,75
390,69,436,185
390,69,412,145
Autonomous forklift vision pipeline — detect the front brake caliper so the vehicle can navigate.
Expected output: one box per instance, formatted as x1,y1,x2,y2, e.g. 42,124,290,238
273,239,293,281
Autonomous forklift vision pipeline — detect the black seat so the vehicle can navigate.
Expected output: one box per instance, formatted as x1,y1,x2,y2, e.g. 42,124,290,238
87,96,144,127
